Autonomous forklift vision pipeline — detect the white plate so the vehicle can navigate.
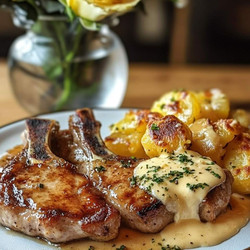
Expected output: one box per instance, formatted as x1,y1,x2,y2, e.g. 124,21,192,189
0,109,249,250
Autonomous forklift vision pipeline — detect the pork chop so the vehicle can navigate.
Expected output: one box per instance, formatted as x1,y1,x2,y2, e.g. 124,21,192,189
65,108,233,232
0,118,120,243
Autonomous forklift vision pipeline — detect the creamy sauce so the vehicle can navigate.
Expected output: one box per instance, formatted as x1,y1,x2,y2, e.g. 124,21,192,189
134,150,225,221
61,194,250,250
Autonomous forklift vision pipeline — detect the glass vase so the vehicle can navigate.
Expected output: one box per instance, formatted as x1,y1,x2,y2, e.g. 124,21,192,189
8,16,128,114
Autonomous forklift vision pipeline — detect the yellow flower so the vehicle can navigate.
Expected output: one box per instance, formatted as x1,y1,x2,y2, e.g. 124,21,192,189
66,0,140,22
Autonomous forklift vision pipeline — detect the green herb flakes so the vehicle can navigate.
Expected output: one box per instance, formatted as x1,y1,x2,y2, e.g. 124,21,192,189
121,159,132,168
116,245,127,250
129,176,137,186
205,166,221,179
178,154,194,165
94,166,106,172
151,123,160,131
186,182,209,191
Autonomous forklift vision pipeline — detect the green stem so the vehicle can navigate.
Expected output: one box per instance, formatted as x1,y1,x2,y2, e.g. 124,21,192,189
34,18,85,111
54,22,85,110
54,66,72,110
53,23,68,58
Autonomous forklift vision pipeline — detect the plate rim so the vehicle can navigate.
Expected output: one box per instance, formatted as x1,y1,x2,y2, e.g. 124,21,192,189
0,107,133,130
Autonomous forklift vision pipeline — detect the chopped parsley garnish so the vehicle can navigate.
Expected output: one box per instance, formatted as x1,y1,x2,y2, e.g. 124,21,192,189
167,170,186,183
201,155,208,159
139,174,147,181
151,123,160,131
186,182,209,191
121,159,132,168
183,167,195,174
88,246,95,250
152,175,164,184
160,103,165,110
94,166,106,172
146,185,152,193
169,177,179,184
146,165,161,173
205,166,221,179
129,176,137,186
205,161,215,165
210,171,221,179
116,245,127,250
178,154,194,165
169,154,176,160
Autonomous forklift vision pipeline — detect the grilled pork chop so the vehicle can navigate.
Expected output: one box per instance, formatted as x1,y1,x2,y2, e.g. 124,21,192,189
65,110,174,233
0,118,120,243
65,108,233,231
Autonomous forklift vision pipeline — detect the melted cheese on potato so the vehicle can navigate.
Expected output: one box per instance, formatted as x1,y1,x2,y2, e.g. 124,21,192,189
133,150,225,221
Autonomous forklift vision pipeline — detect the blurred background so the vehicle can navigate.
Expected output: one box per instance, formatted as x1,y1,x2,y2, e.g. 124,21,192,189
1,0,250,64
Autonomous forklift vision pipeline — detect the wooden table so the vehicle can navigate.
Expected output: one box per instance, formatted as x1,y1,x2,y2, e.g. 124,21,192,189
0,60,250,127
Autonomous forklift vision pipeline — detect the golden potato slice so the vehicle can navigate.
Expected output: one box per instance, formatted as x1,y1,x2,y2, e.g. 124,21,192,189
213,119,243,146
105,110,161,158
196,88,230,122
141,115,192,158
109,110,144,134
105,132,147,158
230,109,250,128
190,118,242,164
223,132,250,194
151,90,201,125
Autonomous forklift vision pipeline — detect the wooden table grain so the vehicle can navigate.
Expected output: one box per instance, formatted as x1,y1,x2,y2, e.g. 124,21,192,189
0,60,250,127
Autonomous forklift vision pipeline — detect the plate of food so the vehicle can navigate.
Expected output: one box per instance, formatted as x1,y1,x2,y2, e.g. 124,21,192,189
0,88,249,250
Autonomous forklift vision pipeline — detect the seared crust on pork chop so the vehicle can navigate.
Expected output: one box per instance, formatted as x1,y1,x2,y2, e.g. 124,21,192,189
65,108,233,230
67,110,175,233
0,119,120,243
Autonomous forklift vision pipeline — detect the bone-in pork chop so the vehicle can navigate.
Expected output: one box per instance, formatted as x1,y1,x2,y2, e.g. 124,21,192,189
0,118,120,243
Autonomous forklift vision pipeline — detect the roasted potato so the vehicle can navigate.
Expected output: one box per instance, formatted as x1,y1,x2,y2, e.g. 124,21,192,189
105,110,161,158
230,109,250,128
213,119,243,146
190,118,242,164
195,88,230,122
141,115,192,158
223,132,250,194
151,89,201,124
